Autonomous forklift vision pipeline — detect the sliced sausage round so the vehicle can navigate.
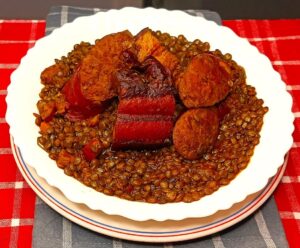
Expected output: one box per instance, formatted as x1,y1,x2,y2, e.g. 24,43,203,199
173,108,219,160
177,53,232,108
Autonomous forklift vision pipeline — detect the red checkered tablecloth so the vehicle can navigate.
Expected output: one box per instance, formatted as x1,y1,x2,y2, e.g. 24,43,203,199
0,19,299,248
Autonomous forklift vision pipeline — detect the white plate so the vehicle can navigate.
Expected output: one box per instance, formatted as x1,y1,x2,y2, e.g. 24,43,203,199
5,7,294,221
12,136,287,242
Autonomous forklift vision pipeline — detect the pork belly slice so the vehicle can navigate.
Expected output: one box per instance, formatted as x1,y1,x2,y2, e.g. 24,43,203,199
113,94,175,149
112,55,176,149
112,115,173,149
117,95,175,116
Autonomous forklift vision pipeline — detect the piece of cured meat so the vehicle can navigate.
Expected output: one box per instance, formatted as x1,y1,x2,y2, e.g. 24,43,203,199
113,116,173,149
112,55,175,149
117,95,175,116
133,28,179,76
62,67,106,121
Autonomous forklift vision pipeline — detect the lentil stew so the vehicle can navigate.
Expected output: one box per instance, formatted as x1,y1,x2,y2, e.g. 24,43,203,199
34,29,268,204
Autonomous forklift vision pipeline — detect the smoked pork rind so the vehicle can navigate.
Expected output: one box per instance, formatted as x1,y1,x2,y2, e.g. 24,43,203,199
134,28,179,75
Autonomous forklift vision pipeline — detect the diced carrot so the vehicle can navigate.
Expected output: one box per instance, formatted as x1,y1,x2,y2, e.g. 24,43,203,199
55,95,68,114
37,100,56,121
39,121,51,134
87,114,100,127
57,150,75,168
82,138,103,161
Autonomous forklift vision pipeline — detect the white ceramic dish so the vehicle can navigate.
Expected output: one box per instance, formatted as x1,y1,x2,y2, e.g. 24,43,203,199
12,137,287,242
5,7,294,221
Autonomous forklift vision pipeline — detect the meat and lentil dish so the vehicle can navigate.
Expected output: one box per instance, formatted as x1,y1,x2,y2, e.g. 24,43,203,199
34,28,268,204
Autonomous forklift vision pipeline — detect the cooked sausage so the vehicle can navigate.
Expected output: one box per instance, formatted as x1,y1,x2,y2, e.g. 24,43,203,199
79,30,133,103
173,108,219,160
177,53,232,108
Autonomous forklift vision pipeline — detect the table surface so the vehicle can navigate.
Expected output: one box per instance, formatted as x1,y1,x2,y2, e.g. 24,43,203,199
0,18,299,248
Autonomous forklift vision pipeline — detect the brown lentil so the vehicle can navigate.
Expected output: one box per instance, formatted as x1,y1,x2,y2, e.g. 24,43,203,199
35,30,268,204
